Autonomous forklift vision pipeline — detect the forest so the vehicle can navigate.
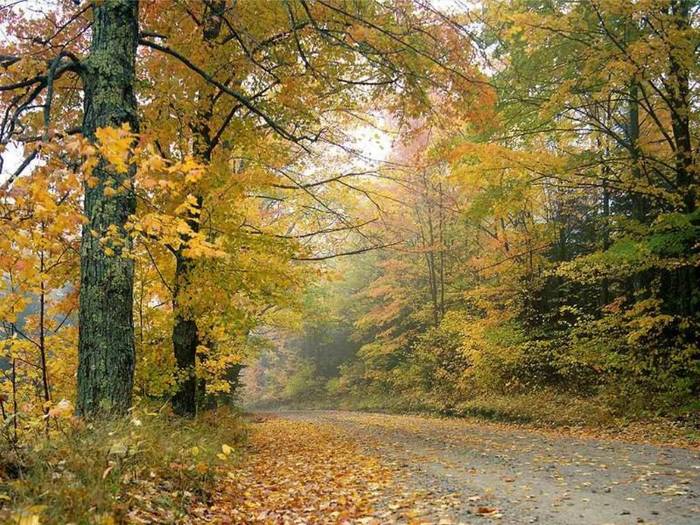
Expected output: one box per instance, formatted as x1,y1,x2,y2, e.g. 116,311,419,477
0,1,698,524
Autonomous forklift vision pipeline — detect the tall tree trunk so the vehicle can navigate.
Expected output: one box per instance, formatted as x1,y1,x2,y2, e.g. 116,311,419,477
171,110,210,416
77,0,139,417
39,238,50,433
437,181,446,319
172,253,200,415
598,93,612,311
600,180,611,307
668,0,695,213
666,0,696,316
426,210,440,327
628,81,648,223
626,79,652,301
11,356,17,442
171,5,224,415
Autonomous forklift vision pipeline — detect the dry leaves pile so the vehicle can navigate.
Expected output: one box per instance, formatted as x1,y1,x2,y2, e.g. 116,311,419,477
206,415,484,524
209,416,393,524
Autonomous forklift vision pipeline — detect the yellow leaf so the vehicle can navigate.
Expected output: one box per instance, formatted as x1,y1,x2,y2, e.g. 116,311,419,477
47,399,73,418
17,516,40,525
95,123,134,174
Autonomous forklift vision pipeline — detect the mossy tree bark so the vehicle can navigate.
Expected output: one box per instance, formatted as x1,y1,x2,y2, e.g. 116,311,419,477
77,0,139,417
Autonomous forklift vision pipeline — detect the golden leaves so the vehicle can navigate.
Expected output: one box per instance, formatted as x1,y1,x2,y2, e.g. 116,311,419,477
13,510,43,525
47,399,73,419
212,417,393,523
217,443,234,461
95,123,135,174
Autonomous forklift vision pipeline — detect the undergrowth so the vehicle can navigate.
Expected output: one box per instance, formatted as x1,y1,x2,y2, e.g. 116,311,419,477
0,405,245,524
253,391,700,447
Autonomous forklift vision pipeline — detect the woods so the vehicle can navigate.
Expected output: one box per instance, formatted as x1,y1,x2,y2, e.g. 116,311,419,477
1,0,481,424
0,1,698,524
248,0,699,423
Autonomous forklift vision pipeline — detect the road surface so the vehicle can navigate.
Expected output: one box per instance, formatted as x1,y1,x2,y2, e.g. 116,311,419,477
272,410,700,524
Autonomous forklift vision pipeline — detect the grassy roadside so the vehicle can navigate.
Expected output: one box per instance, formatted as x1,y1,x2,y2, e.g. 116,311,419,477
0,406,246,524
251,391,700,449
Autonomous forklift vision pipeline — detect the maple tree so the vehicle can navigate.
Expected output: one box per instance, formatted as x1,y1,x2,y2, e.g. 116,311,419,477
0,0,698,523
1,0,486,418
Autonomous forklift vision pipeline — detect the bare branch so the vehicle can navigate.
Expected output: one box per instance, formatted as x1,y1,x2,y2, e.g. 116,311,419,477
292,240,402,261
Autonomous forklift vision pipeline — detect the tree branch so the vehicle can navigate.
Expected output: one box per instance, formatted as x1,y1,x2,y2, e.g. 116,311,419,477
292,240,402,261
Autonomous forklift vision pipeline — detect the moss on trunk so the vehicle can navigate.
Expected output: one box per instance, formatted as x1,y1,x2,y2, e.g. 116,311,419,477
77,0,139,417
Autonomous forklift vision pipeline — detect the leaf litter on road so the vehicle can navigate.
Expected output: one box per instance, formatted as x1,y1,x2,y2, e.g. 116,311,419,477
207,415,480,524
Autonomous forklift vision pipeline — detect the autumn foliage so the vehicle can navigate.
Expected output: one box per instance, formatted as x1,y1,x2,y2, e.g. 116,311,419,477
0,0,698,523
248,0,699,426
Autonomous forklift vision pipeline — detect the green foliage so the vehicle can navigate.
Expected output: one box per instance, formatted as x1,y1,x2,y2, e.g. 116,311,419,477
284,361,324,401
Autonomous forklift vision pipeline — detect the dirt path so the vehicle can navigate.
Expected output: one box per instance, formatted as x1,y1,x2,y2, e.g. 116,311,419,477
266,410,700,525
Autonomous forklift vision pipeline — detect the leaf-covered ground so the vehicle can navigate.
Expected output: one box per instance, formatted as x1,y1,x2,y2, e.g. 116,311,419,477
209,416,391,523
208,416,461,524
207,411,700,525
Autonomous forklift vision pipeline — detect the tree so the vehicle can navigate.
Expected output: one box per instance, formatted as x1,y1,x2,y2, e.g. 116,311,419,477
1,0,139,416
0,143,80,438
244,1,698,418
77,0,140,416
4,0,486,416
131,0,487,414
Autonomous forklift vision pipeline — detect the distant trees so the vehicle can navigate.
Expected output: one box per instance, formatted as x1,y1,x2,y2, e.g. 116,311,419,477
249,0,699,420
0,155,80,435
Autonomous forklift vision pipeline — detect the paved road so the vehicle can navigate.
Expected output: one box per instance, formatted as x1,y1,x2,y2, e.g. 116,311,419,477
276,410,700,525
